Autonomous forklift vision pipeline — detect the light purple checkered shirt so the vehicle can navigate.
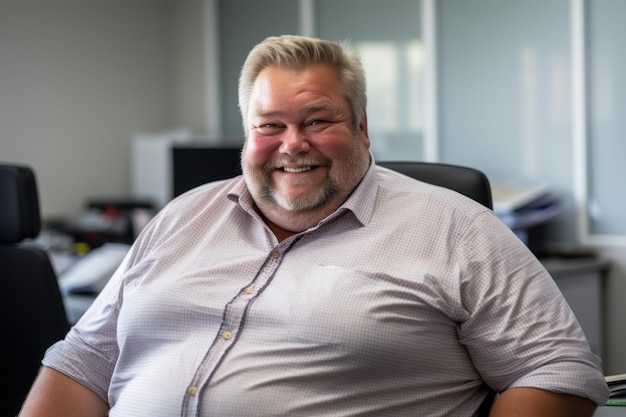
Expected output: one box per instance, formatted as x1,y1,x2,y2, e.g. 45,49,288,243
44,162,609,416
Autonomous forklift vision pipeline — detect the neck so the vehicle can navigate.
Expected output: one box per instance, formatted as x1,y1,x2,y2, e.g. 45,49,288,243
256,203,338,242
265,220,297,242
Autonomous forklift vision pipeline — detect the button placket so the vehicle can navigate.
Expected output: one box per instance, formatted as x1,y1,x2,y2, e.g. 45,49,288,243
183,244,293,415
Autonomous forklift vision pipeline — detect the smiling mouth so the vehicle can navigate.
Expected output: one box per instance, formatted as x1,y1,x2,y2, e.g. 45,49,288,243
282,166,315,173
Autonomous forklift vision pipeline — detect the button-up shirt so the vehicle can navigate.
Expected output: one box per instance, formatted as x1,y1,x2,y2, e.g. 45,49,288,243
43,162,609,416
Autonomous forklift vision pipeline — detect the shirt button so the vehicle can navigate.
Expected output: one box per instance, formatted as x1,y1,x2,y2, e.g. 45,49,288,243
223,331,233,340
272,251,280,259
188,386,198,395
244,287,254,294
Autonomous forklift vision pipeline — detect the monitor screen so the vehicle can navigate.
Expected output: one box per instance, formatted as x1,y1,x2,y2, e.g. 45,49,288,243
172,146,242,198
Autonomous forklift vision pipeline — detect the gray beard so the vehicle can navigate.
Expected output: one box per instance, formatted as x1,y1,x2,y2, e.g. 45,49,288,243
259,176,341,212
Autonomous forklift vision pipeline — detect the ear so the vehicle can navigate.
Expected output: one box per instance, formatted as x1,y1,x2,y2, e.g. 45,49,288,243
358,112,371,149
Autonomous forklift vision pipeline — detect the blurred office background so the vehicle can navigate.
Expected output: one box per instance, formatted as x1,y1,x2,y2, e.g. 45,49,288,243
1,0,625,374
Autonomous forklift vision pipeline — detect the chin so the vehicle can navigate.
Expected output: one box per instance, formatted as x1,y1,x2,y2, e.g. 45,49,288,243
273,184,339,212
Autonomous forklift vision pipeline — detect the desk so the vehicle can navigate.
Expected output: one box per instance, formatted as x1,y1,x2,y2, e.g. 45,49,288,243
596,406,626,416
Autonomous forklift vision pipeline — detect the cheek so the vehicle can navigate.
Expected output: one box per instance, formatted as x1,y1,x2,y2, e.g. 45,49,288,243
316,130,361,158
243,135,279,166
322,137,351,155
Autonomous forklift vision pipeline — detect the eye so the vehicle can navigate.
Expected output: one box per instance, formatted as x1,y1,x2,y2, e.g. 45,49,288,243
254,123,283,136
306,119,329,132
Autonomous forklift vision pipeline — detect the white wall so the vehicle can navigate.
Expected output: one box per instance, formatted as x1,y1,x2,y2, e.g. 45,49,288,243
0,0,206,219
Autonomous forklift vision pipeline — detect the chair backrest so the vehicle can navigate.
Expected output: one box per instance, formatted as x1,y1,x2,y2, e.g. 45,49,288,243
378,161,493,210
0,163,70,415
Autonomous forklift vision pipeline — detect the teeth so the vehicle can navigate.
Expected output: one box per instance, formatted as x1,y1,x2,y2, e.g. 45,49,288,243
284,166,312,173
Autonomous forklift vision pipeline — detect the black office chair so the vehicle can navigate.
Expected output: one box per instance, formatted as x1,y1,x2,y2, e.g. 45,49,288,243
378,161,493,210
378,161,496,416
0,163,70,416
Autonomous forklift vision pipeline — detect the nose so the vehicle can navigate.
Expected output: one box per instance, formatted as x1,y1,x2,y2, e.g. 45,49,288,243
279,126,310,155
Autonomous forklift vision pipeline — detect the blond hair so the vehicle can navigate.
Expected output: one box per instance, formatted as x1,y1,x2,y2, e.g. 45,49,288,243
238,35,367,134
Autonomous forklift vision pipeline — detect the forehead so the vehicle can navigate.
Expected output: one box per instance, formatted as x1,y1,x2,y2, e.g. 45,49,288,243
249,65,346,112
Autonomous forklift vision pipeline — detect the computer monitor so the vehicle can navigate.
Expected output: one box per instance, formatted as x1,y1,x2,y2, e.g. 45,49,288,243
172,145,242,198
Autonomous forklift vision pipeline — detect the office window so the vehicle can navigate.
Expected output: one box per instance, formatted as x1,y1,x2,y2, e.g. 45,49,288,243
586,0,626,236
315,0,423,161
437,0,575,241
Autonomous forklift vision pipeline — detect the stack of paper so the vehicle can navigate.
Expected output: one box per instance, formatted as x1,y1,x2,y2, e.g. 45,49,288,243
491,182,551,214
606,374,626,406
490,181,563,230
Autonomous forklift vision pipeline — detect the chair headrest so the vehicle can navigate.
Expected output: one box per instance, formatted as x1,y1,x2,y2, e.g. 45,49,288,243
0,164,41,243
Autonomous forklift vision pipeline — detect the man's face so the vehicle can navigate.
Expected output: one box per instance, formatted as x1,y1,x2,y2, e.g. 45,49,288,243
242,64,371,214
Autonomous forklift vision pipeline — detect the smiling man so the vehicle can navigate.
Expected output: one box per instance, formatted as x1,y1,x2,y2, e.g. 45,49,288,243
241,62,371,240
19,35,608,417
